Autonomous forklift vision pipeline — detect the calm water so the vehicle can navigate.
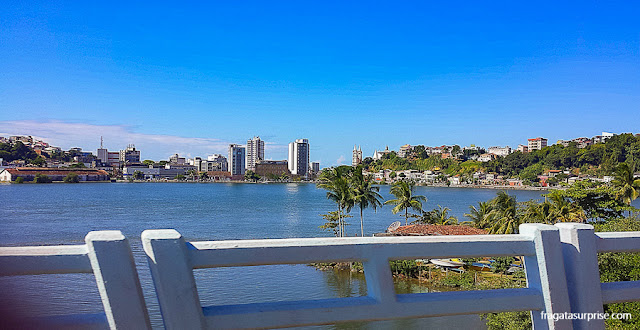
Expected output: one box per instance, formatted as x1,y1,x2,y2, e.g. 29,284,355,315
0,183,550,329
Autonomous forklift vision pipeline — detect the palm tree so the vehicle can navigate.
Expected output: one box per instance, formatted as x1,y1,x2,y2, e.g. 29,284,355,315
318,167,354,237
351,168,384,237
463,201,493,229
488,191,521,234
384,181,426,225
547,191,586,222
431,205,458,225
612,163,640,205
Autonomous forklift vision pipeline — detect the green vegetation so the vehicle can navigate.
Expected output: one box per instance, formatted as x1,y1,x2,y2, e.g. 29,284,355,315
594,216,640,329
69,162,86,168
384,180,426,225
317,166,384,237
63,172,80,183
0,141,39,163
34,173,52,183
362,134,640,183
244,170,260,182
14,177,24,184
412,205,458,225
142,160,155,166
351,168,383,236
133,171,144,180
318,211,352,237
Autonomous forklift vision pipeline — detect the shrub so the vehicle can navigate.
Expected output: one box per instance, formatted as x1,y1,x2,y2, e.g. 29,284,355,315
63,172,80,183
14,177,24,183
34,173,52,183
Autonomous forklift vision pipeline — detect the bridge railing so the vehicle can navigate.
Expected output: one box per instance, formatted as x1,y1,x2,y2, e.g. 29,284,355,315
556,223,640,329
0,231,150,330
142,223,574,329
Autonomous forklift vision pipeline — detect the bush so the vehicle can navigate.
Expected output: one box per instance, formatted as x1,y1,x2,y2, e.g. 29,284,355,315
34,173,52,183
14,177,24,183
63,172,80,183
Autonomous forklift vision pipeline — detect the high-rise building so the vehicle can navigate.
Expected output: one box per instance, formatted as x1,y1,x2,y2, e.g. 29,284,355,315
97,137,108,164
527,138,548,151
228,144,246,175
288,139,309,178
246,136,265,171
119,144,140,165
312,162,320,175
352,145,362,166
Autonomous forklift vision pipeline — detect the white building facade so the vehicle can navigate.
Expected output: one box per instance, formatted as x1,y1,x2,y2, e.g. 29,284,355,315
246,136,265,172
288,139,309,178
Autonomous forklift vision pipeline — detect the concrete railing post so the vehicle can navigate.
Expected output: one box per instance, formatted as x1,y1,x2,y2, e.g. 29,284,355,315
363,256,396,303
142,229,205,330
85,231,151,330
520,224,573,330
556,223,605,330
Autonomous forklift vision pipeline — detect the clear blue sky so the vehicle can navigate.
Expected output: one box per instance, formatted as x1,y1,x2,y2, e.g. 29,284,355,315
1,1,639,166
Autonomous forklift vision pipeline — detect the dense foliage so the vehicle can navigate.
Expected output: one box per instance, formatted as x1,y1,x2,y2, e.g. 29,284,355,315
362,134,640,180
0,142,39,163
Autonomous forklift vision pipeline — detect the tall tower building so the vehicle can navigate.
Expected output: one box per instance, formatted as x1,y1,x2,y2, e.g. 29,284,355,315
97,136,108,164
352,145,362,166
246,136,265,172
288,139,310,178
228,144,246,176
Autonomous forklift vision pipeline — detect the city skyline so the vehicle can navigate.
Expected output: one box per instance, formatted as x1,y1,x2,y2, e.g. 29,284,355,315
1,2,639,166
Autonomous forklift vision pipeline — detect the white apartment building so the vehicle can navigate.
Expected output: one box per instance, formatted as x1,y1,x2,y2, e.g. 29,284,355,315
398,144,413,158
527,138,548,151
288,139,309,178
487,146,512,157
228,144,246,176
246,136,265,172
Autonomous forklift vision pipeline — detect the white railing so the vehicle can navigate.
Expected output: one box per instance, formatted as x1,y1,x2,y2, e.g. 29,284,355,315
2,224,639,330
0,231,151,330
141,224,574,329
557,223,640,329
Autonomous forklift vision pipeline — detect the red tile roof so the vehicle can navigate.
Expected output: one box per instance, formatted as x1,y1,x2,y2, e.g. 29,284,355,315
391,224,487,236
4,167,109,176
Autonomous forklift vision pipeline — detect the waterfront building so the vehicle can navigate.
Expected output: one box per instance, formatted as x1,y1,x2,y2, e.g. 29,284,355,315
288,139,309,178
207,154,228,172
159,164,197,178
398,144,412,158
311,162,320,175
228,144,246,176
352,145,362,166
527,137,547,151
487,146,511,157
119,144,140,165
254,160,290,178
123,164,160,179
246,136,265,172
0,167,110,182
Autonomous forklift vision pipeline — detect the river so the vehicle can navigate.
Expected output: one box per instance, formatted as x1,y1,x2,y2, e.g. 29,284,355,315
0,183,567,328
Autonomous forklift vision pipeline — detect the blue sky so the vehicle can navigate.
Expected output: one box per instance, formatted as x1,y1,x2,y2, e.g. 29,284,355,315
1,1,639,166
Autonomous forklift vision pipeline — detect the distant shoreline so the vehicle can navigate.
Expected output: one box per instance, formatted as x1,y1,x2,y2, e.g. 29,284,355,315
107,179,554,191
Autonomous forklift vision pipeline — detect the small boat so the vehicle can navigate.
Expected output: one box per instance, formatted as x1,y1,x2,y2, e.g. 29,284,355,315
469,262,493,271
430,259,465,268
